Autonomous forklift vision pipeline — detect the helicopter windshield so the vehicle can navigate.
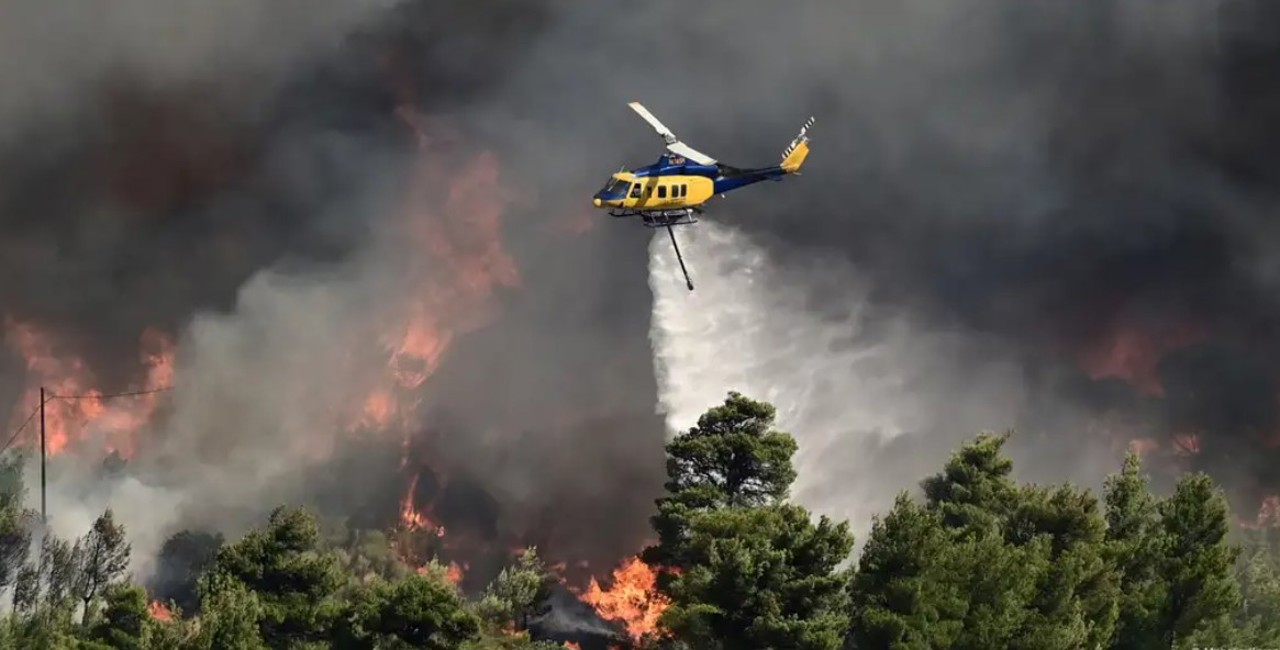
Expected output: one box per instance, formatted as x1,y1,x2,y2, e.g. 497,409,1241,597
600,177,630,196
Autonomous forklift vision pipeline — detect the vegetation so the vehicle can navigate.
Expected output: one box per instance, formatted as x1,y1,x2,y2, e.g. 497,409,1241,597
0,392,1276,650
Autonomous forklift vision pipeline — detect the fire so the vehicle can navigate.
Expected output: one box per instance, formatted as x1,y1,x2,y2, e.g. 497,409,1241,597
1258,495,1280,528
4,320,174,457
1128,437,1160,457
578,556,670,642
399,473,445,537
148,600,173,622
564,643,581,650
1172,432,1201,457
1239,495,1280,531
1079,324,1204,397
446,561,465,585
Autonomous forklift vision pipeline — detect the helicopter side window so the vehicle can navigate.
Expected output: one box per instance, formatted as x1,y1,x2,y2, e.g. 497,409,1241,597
630,184,642,198
657,185,667,199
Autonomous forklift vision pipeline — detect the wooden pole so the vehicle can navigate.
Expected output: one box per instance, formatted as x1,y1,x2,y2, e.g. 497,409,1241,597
40,386,46,525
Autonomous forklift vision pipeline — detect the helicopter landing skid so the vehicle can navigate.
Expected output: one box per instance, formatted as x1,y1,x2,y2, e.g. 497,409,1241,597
607,207,702,228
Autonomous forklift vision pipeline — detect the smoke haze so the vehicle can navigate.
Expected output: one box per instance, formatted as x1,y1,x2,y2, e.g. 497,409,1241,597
2,0,1279,588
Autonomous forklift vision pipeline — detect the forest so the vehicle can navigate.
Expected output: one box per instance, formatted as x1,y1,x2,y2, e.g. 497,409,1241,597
0,391,1276,650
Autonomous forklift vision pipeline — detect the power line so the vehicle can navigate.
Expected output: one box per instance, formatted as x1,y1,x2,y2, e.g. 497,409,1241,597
0,399,47,456
0,383,177,525
47,386,174,400
0,385,176,454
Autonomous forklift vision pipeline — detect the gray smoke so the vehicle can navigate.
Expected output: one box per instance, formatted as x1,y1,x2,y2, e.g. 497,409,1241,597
4,0,1280,592
1,0,664,587
631,0,1280,531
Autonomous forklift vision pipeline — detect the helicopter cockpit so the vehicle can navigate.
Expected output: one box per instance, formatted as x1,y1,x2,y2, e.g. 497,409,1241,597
593,175,632,203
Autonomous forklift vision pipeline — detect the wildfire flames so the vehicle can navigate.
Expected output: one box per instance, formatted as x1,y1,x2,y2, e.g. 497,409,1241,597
1078,323,1205,398
577,556,670,642
4,320,174,458
148,600,173,622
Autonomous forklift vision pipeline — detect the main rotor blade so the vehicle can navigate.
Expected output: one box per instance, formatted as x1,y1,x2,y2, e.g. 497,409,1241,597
667,142,717,166
629,102,678,145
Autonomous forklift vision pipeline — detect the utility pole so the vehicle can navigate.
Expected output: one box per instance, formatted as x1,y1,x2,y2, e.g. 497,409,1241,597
39,386,46,525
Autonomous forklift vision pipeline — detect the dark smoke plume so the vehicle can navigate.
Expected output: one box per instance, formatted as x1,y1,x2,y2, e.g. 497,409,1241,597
0,0,664,588
5,0,1280,603
617,0,1280,527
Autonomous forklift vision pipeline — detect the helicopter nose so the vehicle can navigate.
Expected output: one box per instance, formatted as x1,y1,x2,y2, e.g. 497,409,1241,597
593,198,602,207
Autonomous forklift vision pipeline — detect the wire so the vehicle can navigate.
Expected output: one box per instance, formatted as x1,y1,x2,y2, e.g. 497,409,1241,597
0,399,48,455
0,385,176,455
47,386,174,400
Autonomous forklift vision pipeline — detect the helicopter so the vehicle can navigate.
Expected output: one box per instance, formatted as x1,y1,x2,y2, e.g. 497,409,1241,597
592,101,813,291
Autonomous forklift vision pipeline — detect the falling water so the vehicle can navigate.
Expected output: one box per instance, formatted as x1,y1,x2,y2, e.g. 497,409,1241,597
646,219,1034,536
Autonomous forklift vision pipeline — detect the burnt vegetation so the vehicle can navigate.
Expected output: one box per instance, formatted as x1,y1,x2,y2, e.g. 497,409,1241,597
0,392,1274,649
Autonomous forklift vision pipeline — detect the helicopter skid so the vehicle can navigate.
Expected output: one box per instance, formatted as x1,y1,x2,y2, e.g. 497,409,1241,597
608,207,701,228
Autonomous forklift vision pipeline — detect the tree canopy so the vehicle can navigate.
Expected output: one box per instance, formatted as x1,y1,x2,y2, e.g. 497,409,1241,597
0,392,1275,650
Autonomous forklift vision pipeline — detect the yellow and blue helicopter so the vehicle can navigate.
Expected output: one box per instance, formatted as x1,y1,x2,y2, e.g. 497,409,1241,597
592,101,813,290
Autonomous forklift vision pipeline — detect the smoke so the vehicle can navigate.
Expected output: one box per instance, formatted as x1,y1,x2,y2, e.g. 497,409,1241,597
0,0,399,143
5,0,1280,595
633,0,1280,531
1,0,667,587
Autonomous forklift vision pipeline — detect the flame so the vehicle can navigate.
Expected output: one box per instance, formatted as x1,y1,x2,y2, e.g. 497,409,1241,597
148,600,173,622
1079,324,1204,397
578,556,670,641
4,320,174,457
399,473,445,537
1257,495,1280,528
446,561,465,585
1240,495,1280,530
345,104,519,447
1172,432,1201,457
564,643,581,650
1128,437,1160,457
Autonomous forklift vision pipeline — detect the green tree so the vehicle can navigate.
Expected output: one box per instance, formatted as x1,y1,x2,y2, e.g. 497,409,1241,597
208,506,345,649
1158,473,1241,649
644,392,799,570
193,571,268,650
73,509,132,625
88,584,148,650
1104,452,1167,650
151,530,224,615
1234,528,1280,645
646,393,853,650
35,534,78,612
662,504,853,650
850,493,965,650
920,431,1019,534
852,433,1122,650
0,452,34,595
850,490,1057,650
366,573,480,650
477,547,554,632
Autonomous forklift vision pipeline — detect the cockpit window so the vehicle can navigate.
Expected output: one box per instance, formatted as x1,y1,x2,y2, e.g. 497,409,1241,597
602,178,630,195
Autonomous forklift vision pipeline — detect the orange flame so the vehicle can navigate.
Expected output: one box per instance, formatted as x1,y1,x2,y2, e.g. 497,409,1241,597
400,472,445,537
148,600,173,622
1079,324,1204,397
446,561,465,585
564,643,581,650
4,320,174,457
344,104,519,450
1172,432,1201,457
1128,437,1160,457
578,556,670,641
